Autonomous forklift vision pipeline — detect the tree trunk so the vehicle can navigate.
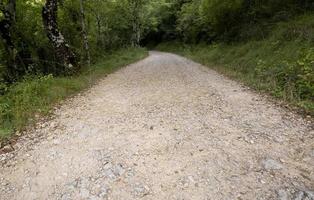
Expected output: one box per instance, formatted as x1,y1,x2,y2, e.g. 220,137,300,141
0,0,17,80
130,0,141,47
0,0,31,81
95,13,102,46
79,0,91,67
132,19,140,47
42,0,78,74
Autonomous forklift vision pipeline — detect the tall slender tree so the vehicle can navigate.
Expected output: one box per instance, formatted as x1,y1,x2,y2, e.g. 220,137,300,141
129,0,143,46
79,0,90,67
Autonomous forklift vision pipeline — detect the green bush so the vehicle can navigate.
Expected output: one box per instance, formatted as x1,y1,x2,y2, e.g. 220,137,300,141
156,14,314,115
0,47,148,142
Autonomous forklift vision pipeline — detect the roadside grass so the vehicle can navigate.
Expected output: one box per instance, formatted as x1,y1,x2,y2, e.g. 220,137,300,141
0,47,148,143
156,14,314,116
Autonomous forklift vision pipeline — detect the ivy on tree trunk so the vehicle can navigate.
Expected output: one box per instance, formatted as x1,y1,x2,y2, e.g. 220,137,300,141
42,0,79,75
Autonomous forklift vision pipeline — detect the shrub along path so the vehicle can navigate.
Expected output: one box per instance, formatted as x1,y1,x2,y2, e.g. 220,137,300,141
0,51,313,199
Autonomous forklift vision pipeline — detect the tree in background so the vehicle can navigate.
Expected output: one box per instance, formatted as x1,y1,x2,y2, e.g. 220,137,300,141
200,0,243,39
177,0,205,43
129,0,144,47
0,0,17,80
0,0,312,87
79,0,90,67
0,0,33,82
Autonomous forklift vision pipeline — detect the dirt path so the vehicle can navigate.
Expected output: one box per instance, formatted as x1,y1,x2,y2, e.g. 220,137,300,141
0,51,313,200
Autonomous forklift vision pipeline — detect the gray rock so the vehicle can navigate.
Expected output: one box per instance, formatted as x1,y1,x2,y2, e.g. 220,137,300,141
80,188,90,198
277,189,289,200
133,183,150,197
293,190,314,200
304,190,314,199
113,164,125,176
60,193,72,200
294,191,305,200
103,168,116,179
310,150,314,158
98,186,109,198
262,158,283,171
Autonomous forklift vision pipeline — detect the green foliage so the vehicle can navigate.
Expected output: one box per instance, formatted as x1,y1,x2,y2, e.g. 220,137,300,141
0,0,155,82
0,47,148,142
0,0,154,142
201,0,243,36
176,1,204,43
1,0,313,141
156,14,314,115
146,0,313,42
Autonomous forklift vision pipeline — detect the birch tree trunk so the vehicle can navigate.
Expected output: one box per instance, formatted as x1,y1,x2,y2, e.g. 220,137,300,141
79,0,91,67
42,0,78,74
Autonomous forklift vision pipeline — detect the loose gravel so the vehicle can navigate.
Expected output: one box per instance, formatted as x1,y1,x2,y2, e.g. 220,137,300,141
0,51,313,200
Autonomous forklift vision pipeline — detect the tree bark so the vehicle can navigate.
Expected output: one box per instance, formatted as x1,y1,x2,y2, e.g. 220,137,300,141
0,0,16,80
0,0,15,48
130,0,141,47
95,13,102,46
79,0,91,67
42,0,78,74
0,0,30,81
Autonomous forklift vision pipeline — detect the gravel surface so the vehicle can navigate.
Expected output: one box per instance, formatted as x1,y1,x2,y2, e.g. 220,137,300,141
0,51,313,200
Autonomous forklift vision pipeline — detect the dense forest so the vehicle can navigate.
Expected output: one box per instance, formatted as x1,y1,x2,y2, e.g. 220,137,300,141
0,0,152,84
0,0,313,141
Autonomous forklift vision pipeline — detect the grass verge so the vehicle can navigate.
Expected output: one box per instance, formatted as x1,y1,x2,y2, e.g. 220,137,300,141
0,47,148,143
156,15,314,116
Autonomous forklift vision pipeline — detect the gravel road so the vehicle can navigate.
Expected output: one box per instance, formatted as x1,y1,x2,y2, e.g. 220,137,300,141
0,51,313,200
